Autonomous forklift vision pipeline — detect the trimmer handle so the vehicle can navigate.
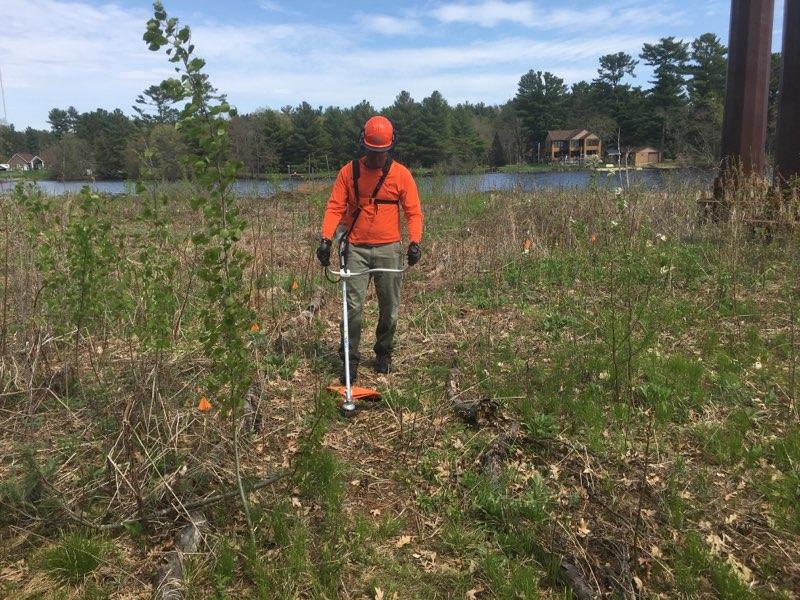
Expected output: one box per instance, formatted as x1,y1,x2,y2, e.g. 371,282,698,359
327,267,407,279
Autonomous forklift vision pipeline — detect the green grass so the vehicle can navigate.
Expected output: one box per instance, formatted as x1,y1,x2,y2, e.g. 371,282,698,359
4,182,800,598
0,169,47,180
40,532,109,584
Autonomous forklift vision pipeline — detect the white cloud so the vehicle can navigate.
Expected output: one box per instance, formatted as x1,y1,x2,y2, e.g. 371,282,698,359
354,14,423,35
432,0,687,32
257,1,302,17
1,0,736,130
433,1,537,27
258,1,285,11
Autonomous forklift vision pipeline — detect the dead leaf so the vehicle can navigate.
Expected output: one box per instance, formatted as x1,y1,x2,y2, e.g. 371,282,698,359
374,587,384,600
650,545,663,559
291,497,302,508
466,585,484,599
726,555,753,583
706,533,725,554
576,518,591,537
370,508,381,517
395,535,412,548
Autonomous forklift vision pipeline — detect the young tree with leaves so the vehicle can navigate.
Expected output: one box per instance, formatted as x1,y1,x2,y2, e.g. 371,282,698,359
144,0,258,541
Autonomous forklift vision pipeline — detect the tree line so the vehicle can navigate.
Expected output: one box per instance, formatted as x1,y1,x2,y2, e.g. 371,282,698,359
0,34,783,180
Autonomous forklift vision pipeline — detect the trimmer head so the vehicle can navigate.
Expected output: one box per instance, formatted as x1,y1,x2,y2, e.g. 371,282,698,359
327,385,381,416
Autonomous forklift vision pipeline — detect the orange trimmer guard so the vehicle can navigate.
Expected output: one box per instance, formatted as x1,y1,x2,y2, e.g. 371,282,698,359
326,384,382,402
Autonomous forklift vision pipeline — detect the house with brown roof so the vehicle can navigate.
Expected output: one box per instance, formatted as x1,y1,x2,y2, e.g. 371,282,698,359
544,129,602,162
8,153,45,171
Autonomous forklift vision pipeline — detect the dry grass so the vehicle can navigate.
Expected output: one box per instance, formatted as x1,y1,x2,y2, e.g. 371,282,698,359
1,179,799,598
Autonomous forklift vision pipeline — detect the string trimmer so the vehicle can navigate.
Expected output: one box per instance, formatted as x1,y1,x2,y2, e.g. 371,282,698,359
326,237,405,416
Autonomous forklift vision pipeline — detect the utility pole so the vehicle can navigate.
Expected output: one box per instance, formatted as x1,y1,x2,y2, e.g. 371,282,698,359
0,63,7,126
775,0,800,186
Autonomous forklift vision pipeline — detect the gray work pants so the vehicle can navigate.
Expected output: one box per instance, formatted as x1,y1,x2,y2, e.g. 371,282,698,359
339,242,403,364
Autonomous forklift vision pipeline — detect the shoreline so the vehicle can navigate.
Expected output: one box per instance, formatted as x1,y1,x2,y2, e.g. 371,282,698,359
0,162,697,184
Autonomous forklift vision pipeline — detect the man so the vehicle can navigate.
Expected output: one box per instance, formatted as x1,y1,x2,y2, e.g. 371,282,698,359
316,115,423,382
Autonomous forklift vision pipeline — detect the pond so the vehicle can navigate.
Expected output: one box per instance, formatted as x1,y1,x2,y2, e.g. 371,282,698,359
0,168,712,198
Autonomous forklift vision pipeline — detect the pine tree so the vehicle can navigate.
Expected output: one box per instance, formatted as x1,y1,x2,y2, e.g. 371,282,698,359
386,91,421,166
323,106,351,166
283,102,327,169
48,107,77,139
489,131,507,167
595,52,639,91
514,70,568,157
640,37,690,157
347,100,376,158
416,91,450,168
687,34,727,107
450,105,485,166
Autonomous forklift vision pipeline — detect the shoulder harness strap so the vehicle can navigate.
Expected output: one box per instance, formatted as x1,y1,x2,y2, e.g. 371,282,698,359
346,158,396,239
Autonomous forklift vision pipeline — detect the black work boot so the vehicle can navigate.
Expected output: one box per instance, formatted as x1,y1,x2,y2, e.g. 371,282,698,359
339,360,358,385
374,354,391,374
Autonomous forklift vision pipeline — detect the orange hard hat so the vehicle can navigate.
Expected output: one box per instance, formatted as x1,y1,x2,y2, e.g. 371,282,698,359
361,116,395,152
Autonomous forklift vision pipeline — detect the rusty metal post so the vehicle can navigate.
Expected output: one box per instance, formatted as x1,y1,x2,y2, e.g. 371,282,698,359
775,0,800,186
718,0,775,181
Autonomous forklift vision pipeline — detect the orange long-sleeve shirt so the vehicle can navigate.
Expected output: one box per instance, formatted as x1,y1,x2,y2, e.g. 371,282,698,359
321,158,423,245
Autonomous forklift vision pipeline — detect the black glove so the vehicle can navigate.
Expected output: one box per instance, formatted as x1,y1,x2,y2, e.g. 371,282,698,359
407,242,421,266
316,238,332,266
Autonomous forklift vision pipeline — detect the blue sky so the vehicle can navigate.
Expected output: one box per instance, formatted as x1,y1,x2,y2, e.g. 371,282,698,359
0,0,786,129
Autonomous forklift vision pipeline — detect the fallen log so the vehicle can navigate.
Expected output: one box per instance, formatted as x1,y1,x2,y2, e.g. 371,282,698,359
559,559,597,600
154,511,207,600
